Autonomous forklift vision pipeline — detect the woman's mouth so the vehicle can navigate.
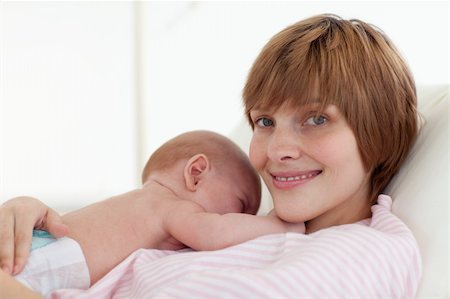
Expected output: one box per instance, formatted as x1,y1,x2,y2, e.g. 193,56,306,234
270,170,322,190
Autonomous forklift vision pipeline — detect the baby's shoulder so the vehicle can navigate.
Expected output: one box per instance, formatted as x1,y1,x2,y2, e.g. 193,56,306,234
152,195,205,218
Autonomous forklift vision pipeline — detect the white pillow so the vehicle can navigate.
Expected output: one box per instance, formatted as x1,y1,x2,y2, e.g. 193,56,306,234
386,85,449,298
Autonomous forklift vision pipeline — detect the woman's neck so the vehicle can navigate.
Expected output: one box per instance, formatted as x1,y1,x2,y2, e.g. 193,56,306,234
305,195,373,234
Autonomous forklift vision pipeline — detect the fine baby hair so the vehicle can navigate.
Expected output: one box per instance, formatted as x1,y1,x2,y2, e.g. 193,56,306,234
142,130,258,179
141,130,261,212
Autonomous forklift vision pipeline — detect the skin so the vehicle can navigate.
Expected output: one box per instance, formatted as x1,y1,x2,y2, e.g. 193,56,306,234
0,107,373,294
0,149,305,289
0,269,43,299
249,103,372,234
59,155,276,284
0,198,69,275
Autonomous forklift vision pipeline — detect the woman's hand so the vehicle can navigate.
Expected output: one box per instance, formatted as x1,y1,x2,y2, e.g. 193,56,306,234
0,196,69,275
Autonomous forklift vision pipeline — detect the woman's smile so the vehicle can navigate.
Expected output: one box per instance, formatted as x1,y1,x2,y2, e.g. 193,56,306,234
270,170,322,190
249,104,370,226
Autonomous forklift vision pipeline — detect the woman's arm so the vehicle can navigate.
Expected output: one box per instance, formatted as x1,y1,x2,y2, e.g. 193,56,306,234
0,269,43,299
0,197,68,275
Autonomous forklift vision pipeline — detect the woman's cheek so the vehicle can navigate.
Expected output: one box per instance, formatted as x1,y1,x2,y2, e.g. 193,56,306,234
249,137,265,171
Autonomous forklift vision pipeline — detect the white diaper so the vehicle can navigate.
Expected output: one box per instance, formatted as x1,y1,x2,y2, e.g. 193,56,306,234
15,232,90,297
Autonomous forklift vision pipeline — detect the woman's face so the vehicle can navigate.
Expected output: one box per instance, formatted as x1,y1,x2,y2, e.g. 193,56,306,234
249,103,371,232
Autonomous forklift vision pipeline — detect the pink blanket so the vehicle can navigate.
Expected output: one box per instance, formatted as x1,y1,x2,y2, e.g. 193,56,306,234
49,195,421,298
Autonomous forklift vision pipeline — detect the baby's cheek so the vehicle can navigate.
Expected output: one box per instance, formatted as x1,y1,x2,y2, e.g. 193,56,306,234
231,200,245,214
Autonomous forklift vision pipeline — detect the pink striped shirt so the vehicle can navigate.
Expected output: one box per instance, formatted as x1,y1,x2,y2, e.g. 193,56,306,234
49,195,422,299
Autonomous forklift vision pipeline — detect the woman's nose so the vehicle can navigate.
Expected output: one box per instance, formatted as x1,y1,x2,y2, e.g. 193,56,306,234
267,128,302,162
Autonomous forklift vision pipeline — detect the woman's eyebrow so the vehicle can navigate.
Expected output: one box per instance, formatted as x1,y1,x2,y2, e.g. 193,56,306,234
249,109,266,116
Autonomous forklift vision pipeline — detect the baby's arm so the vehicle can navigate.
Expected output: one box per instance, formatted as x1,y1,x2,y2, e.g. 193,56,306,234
165,201,305,251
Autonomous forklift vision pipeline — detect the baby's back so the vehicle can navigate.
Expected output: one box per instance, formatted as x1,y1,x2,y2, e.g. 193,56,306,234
61,186,184,284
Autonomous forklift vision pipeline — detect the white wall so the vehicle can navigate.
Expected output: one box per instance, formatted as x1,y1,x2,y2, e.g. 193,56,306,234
140,1,449,158
0,2,137,211
139,1,449,215
0,1,448,211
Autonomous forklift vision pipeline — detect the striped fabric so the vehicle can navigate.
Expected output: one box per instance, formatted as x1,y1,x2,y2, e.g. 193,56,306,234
49,195,421,299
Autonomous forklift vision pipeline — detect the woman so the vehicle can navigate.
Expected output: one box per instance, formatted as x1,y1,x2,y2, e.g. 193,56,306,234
0,14,421,298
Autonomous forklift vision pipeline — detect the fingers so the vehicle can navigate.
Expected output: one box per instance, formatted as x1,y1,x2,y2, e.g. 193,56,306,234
0,210,15,274
11,228,33,275
11,207,67,275
11,205,39,275
0,196,63,276
44,209,69,238
2,199,40,275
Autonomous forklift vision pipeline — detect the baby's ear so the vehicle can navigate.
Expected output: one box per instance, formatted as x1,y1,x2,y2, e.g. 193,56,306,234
184,154,210,191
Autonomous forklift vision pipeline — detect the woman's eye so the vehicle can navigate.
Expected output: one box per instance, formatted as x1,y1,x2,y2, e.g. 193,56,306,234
255,117,274,127
304,115,327,126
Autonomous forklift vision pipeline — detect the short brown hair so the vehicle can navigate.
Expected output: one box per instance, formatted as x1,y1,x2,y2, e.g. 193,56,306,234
243,14,418,203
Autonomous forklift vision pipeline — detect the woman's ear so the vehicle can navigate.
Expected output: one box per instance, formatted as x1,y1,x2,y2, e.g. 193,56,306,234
184,154,210,191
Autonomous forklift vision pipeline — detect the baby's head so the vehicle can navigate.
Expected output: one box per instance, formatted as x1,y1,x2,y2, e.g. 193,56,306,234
142,130,261,215
243,14,418,203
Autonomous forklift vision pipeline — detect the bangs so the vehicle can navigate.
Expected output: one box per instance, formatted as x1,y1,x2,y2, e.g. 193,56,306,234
245,51,321,114
242,16,359,122
242,14,418,203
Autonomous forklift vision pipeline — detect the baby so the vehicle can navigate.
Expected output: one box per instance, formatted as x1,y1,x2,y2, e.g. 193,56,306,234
15,130,305,296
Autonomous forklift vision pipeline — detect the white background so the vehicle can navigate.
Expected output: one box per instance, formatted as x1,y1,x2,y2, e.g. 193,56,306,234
1,1,449,211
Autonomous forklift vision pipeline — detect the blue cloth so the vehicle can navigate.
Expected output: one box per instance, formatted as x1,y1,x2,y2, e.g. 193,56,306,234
31,230,56,251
